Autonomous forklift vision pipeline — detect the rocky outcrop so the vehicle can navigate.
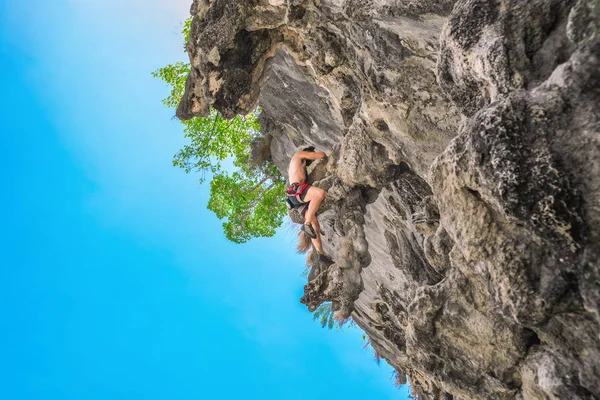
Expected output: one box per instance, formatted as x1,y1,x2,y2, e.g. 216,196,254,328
179,1,600,399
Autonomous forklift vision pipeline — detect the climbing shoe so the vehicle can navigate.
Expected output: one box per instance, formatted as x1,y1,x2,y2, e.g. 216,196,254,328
301,224,317,239
318,253,334,267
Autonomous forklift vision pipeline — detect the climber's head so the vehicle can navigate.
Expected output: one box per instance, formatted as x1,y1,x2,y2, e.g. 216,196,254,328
303,146,316,166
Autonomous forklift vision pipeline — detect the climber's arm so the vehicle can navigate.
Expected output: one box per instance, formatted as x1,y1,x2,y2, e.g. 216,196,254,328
294,151,326,161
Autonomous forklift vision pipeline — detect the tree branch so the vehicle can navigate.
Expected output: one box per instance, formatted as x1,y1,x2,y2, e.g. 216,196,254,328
250,176,270,192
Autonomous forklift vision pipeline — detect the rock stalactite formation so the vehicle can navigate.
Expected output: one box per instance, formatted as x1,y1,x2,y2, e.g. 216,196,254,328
179,1,600,398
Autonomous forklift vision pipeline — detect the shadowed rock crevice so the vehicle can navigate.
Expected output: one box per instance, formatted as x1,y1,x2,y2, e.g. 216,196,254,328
179,0,600,398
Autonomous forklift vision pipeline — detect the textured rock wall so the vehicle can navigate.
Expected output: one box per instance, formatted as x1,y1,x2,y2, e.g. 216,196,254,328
179,1,600,399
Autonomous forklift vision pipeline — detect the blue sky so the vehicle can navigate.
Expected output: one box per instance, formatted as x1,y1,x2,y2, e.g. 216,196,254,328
0,0,408,398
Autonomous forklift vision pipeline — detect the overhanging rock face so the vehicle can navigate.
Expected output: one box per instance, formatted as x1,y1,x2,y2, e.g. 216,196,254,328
179,1,600,398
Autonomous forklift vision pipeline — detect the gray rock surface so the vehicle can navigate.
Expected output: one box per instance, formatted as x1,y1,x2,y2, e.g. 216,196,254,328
179,0,600,398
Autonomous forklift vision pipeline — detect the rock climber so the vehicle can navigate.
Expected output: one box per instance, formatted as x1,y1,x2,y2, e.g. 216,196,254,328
286,146,334,267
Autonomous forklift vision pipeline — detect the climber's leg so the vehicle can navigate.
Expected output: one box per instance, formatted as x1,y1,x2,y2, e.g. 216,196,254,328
301,186,326,254
302,186,325,229
310,216,324,255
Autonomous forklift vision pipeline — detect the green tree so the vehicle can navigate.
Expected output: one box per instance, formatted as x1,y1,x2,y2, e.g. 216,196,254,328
209,169,286,243
152,19,286,243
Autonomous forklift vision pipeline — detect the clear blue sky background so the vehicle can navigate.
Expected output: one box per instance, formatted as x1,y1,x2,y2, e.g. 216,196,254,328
1,1,409,399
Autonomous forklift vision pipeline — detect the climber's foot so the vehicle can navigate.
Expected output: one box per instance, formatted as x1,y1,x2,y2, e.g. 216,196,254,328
318,253,334,267
301,224,317,239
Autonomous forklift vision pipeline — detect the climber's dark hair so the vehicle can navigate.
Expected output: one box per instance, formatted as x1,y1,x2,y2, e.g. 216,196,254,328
303,146,316,166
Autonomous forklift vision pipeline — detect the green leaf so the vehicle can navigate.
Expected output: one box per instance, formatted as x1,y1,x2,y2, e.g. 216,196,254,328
182,17,192,50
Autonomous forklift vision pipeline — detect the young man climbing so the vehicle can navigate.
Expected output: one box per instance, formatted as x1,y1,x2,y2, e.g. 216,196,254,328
286,147,334,267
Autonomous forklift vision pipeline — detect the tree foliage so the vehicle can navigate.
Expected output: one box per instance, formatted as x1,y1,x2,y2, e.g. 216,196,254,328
313,302,336,329
182,17,192,48
312,302,356,330
153,18,286,243
151,61,190,109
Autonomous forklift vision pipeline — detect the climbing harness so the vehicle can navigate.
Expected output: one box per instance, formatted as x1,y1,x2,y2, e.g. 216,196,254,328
286,182,311,224
286,182,310,203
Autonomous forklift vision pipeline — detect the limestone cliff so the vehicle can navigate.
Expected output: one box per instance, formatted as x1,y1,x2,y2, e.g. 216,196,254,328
178,1,600,399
